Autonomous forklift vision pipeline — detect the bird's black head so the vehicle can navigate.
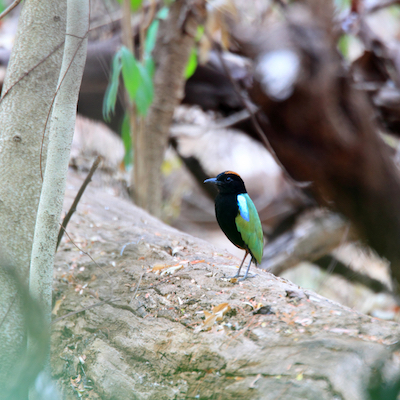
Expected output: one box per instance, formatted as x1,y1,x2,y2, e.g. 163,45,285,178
204,171,247,195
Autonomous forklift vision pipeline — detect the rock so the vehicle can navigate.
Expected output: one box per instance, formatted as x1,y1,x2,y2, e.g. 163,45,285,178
52,171,400,399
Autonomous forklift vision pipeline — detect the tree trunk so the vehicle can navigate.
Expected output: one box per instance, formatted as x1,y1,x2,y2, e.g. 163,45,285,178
0,0,66,389
53,171,400,400
28,0,89,395
240,2,400,288
134,0,206,217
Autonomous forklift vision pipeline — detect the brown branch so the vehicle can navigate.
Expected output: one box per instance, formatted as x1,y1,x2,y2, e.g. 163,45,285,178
129,272,144,305
0,40,65,101
59,226,115,299
56,156,102,249
142,0,157,31
52,297,116,324
122,0,134,52
315,255,392,294
209,38,310,190
136,0,207,216
262,210,353,275
240,2,400,288
365,0,400,13
0,291,17,330
0,0,22,21
88,10,122,32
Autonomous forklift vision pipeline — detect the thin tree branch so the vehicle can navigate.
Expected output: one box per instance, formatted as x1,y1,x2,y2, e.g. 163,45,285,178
142,0,157,32
0,291,17,331
0,0,22,21
52,297,117,324
0,40,65,101
60,227,115,299
365,0,400,13
129,272,143,305
209,38,311,189
56,155,102,249
315,255,393,294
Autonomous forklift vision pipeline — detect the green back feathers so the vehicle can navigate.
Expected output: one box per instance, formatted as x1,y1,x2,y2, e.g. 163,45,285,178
235,193,263,264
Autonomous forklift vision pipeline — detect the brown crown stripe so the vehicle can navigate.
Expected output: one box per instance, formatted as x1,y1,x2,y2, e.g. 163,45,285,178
224,171,240,177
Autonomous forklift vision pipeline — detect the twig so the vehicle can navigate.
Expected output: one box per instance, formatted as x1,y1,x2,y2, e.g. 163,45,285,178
51,297,118,324
0,0,22,21
59,227,115,299
214,109,252,129
129,272,144,305
56,156,102,249
88,10,122,32
315,255,393,294
142,0,157,32
365,0,400,13
0,40,65,102
0,291,17,330
209,37,310,189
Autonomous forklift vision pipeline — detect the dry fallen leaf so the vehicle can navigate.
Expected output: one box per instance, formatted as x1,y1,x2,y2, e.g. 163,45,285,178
212,303,231,319
52,298,63,315
296,373,303,381
151,263,169,272
202,313,219,331
249,373,262,388
294,317,313,326
160,264,184,276
197,303,232,332
151,263,184,275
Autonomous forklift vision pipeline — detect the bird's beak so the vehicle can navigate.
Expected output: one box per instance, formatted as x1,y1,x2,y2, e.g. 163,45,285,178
204,177,218,185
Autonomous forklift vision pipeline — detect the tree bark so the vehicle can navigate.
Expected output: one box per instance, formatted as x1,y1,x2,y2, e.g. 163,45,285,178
52,171,400,400
134,0,206,217
28,0,89,395
0,0,66,389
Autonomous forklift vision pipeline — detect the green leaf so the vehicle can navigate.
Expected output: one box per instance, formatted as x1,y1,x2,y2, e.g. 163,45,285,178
121,113,133,167
115,0,142,11
195,25,204,42
135,63,154,116
144,7,169,56
103,51,122,122
145,56,155,78
184,47,197,79
121,46,140,101
156,6,169,20
145,20,159,56
338,34,350,59
334,0,350,10
131,0,142,11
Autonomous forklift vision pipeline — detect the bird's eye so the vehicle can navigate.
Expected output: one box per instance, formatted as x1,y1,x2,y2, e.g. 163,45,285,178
226,177,233,182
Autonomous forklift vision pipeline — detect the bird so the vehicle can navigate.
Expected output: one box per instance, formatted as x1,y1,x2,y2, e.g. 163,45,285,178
204,171,264,281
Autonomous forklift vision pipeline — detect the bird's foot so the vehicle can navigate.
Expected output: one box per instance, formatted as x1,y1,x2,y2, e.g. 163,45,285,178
238,273,257,281
226,272,257,281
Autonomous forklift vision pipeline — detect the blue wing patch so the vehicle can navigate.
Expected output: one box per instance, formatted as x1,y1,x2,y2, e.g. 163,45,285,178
237,194,250,221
